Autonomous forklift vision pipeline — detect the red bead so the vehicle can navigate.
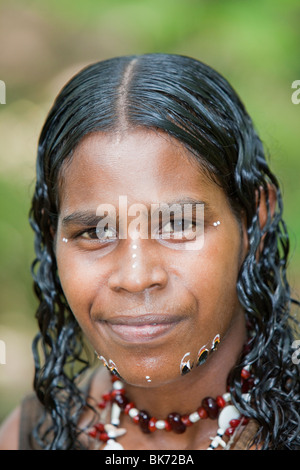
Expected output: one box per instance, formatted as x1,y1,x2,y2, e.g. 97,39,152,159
88,429,97,438
197,406,208,419
167,413,186,434
164,420,172,431
241,368,251,379
99,432,109,442
97,401,107,409
102,393,111,402
216,395,226,408
111,388,125,398
201,397,219,419
111,375,120,382
225,426,235,436
229,419,241,428
132,414,140,424
124,402,135,415
139,410,151,434
181,414,193,426
242,377,255,393
148,417,157,432
95,423,105,432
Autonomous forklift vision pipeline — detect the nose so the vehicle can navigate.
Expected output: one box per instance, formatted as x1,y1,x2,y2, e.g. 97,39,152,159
107,239,168,293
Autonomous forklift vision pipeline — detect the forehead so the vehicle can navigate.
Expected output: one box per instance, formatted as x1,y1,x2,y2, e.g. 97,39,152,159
58,129,224,213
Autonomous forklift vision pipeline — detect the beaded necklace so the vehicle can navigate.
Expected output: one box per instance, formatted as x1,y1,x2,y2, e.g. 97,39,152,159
87,365,254,450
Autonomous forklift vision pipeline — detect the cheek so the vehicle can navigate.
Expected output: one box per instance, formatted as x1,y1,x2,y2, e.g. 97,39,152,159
56,249,98,321
184,236,242,334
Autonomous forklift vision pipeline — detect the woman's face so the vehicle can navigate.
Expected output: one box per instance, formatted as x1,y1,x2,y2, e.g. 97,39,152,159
55,129,247,387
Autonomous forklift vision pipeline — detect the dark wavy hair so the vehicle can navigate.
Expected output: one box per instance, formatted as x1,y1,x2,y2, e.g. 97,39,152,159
29,53,300,450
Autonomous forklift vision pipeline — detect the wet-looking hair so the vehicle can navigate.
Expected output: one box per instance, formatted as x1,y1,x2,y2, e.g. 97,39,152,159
30,53,300,449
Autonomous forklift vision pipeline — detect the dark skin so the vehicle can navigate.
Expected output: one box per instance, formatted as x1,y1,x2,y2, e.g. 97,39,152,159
0,127,255,450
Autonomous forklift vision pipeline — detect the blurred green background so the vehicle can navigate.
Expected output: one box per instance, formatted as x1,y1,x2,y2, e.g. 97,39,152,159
0,0,299,423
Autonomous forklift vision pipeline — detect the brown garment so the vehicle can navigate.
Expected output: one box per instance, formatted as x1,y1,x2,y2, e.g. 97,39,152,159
19,393,259,450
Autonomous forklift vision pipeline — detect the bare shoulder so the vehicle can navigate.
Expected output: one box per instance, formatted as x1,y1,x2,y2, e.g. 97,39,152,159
0,406,21,450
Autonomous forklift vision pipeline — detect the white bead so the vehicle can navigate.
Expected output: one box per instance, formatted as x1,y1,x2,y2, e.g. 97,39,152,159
217,438,227,449
112,380,124,390
189,411,200,423
210,435,227,449
155,420,166,430
222,392,231,402
111,403,121,426
218,404,241,430
128,407,139,418
103,439,124,450
210,437,219,448
104,423,126,438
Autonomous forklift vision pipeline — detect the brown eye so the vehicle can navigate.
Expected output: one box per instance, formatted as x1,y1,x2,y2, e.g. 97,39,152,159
81,228,99,240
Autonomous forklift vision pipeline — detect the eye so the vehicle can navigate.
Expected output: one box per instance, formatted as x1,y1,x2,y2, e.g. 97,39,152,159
96,224,118,240
79,225,117,241
80,228,99,240
159,218,198,240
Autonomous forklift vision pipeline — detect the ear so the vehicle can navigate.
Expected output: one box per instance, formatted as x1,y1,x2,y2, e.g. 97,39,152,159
255,184,277,257
256,183,277,231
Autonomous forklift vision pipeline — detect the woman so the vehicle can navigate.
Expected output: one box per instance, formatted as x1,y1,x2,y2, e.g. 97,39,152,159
0,53,299,450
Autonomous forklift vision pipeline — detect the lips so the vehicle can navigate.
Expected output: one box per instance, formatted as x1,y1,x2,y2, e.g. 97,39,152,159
98,313,184,344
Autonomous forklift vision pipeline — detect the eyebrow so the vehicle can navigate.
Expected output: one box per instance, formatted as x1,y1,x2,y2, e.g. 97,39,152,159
61,197,209,228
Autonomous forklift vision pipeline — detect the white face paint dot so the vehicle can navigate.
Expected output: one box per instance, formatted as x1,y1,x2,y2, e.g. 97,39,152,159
62,237,68,243
132,244,137,249
146,376,151,382
132,253,137,258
